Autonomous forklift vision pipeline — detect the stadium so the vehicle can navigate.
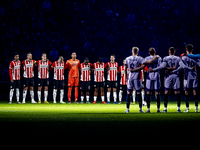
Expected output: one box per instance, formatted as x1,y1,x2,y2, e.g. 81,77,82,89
1,0,200,136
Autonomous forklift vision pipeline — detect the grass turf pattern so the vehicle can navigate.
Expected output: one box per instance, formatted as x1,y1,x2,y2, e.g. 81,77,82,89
0,101,200,136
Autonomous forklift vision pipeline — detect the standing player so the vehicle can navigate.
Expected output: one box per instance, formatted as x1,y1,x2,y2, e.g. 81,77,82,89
80,57,92,103
150,47,193,112
132,66,147,105
66,52,80,103
36,53,51,103
144,47,162,112
118,59,129,104
174,44,200,112
9,52,21,104
92,57,106,104
106,54,118,104
22,52,37,103
124,47,160,113
51,56,67,103
119,59,144,104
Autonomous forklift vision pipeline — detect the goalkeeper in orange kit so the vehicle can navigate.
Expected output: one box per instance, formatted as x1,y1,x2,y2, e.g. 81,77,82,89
66,52,80,103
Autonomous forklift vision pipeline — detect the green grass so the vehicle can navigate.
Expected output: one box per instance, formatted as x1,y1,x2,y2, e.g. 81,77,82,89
0,101,200,136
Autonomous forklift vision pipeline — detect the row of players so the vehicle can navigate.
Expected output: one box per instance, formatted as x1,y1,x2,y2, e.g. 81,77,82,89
125,44,200,113
9,51,136,104
9,44,200,113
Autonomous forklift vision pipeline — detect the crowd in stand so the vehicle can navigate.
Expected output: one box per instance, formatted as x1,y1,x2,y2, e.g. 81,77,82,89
1,0,200,81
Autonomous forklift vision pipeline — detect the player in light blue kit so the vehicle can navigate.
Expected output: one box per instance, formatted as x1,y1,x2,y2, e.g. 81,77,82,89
150,47,193,112
173,44,200,112
124,47,160,113
145,47,162,113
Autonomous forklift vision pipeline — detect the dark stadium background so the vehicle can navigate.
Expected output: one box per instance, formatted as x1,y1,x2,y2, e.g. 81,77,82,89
0,0,200,101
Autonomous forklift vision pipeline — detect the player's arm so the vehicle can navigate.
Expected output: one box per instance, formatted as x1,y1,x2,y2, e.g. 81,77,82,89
164,66,176,70
20,60,25,70
20,62,23,70
9,69,13,82
171,66,182,74
91,63,95,71
104,62,107,69
65,60,69,70
149,61,167,72
64,63,68,70
144,65,148,72
197,59,200,67
47,61,52,70
90,63,94,72
129,65,145,72
118,66,121,74
49,62,55,70
172,61,193,73
187,54,200,59
33,60,37,66
105,62,110,71
35,60,39,65
78,60,81,70
9,62,13,82
172,58,193,73
124,64,128,79
143,55,160,64
116,63,119,72
21,60,25,66
179,60,193,70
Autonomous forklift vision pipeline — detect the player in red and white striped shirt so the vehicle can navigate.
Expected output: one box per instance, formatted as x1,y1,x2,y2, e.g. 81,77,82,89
106,54,119,104
50,56,67,103
36,53,52,103
80,58,91,82
80,57,92,103
119,64,129,85
118,59,129,103
92,57,106,104
22,52,37,103
9,52,21,103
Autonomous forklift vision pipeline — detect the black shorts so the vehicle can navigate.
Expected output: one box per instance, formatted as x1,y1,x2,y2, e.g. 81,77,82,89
38,78,49,87
23,77,34,88
53,80,65,89
94,81,105,88
10,80,21,89
107,81,118,88
120,84,127,91
80,81,91,91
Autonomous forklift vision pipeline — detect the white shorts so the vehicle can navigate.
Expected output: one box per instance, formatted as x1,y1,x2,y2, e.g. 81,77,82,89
164,75,180,90
184,78,198,90
146,79,161,91
127,79,142,91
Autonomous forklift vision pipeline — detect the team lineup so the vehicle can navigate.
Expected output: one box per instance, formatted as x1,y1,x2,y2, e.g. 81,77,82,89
8,44,200,113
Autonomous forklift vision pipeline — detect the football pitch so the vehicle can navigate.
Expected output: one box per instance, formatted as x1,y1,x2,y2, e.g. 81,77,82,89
0,101,200,136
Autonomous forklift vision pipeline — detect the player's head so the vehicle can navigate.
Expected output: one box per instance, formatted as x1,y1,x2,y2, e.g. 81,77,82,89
84,57,89,64
110,54,115,62
185,44,193,54
41,52,47,61
169,47,176,55
27,52,32,60
149,47,156,56
123,59,126,65
13,52,19,61
132,47,139,55
97,57,103,64
71,52,76,59
58,56,64,63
